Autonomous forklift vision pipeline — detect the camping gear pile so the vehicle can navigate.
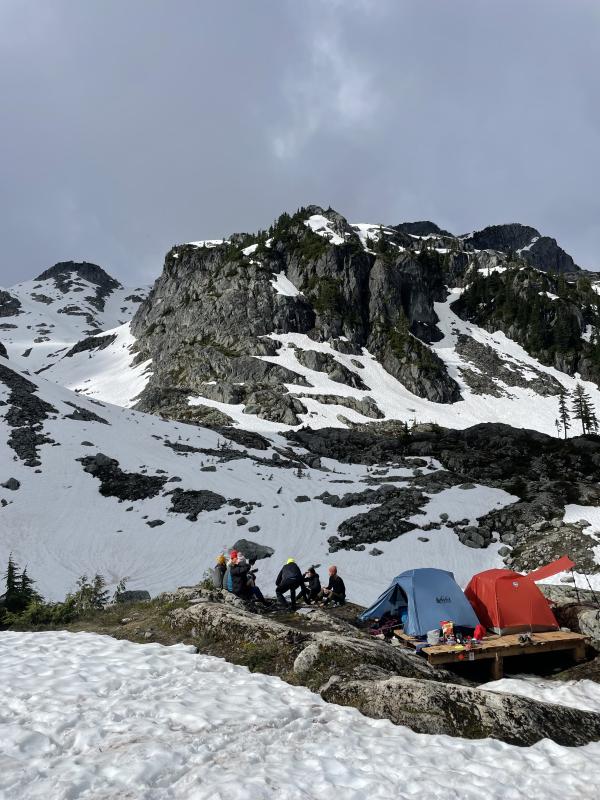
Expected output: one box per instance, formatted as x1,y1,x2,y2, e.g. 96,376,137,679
361,557,577,647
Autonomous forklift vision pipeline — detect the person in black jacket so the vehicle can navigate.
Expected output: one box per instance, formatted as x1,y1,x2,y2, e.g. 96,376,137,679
229,554,251,600
275,558,307,610
302,567,321,604
318,565,346,606
213,554,227,589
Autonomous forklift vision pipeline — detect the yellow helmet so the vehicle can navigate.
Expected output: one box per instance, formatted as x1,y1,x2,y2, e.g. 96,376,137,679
286,558,295,564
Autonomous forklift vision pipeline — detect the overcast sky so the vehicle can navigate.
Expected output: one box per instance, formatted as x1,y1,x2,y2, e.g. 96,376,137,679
1,0,599,286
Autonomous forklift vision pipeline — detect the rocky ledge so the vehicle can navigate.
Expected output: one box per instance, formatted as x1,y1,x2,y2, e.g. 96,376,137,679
161,584,600,747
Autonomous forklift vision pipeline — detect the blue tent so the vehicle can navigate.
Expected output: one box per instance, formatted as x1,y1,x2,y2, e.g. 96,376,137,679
359,568,479,637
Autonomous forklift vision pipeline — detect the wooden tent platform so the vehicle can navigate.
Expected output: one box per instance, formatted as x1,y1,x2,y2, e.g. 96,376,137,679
394,629,588,679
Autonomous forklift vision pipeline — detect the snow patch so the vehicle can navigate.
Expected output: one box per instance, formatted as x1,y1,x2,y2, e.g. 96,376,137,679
304,214,345,245
2,631,599,800
270,272,302,298
484,675,600,714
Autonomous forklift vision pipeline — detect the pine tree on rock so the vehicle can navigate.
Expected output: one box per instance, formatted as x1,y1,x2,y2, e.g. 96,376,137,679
571,383,597,435
558,389,571,439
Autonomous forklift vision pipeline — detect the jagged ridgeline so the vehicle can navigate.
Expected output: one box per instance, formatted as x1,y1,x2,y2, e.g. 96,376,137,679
129,205,598,426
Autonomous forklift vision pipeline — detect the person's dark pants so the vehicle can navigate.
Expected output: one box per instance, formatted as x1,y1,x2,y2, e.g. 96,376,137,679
276,579,306,609
319,590,345,606
251,585,265,603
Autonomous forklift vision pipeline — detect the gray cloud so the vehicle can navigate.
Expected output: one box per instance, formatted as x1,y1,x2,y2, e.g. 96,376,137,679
1,0,599,286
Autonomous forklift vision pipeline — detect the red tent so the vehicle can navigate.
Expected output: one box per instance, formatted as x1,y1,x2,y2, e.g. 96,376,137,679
464,557,574,635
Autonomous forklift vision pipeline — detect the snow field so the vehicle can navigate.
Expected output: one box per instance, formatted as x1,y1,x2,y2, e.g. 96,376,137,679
0,374,515,603
40,323,152,407
188,292,600,437
1,274,147,373
1,631,600,800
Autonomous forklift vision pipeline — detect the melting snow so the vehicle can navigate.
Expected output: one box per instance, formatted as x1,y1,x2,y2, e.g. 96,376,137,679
517,236,540,254
304,214,345,245
484,675,600,714
187,239,227,248
270,271,302,297
2,631,600,800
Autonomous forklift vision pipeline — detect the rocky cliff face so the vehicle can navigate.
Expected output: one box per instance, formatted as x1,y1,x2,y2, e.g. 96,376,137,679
130,207,469,424
129,206,599,428
464,223,581,274
453,265,600,385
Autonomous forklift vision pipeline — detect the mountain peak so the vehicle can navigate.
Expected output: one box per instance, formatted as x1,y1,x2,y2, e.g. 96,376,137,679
394,221,454,237
35,261,122,291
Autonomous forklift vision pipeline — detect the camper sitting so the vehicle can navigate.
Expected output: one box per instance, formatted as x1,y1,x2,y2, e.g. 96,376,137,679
302,567,321,604
318,566,346,606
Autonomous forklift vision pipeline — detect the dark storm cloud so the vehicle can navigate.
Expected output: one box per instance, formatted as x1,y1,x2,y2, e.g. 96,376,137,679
1,0,599,286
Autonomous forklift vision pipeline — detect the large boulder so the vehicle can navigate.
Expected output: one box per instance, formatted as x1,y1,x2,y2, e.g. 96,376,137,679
166,593,454,687
231,539,274,561
115,590,151,604
321,675,600,746
292,633,453,690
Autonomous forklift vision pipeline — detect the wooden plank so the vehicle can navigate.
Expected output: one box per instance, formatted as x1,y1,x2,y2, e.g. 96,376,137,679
390,628,589,668
425,636,588,666
422,631,586,657
574,641,587,662
491,654,503,680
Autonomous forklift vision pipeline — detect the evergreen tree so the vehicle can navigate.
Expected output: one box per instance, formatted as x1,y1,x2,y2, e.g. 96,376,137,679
571,383,596,435
376,226,390,255
557,273,567,297
19,567,40,607
558,389,571,439
589,402,599,434
3,554,19,611
2,556,41,613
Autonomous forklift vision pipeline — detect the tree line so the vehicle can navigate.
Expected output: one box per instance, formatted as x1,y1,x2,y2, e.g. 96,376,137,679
556,383,599,438
1,555,114,627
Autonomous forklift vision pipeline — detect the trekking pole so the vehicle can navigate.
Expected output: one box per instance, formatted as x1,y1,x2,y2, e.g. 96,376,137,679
583,572,600,607
571,569,581,604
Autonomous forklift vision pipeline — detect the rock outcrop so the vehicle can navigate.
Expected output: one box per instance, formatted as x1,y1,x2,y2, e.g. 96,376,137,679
464,223,580,274
163,585,600,746
130,206,462,424
288,423,600,565
321,675,600,746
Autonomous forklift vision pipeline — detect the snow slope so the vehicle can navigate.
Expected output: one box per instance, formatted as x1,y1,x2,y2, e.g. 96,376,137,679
28,290,600,432
35,323,152,407
188,294,600,437
1,631,599,800
0,359,517,602
0,271,147,374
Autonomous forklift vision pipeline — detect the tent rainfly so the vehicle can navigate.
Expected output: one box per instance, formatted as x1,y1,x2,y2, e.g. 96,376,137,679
464,556,575,635
359,568,480,637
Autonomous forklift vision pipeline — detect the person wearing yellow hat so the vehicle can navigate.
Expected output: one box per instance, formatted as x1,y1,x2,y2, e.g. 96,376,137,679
275,557,307,610
213,554,227,589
